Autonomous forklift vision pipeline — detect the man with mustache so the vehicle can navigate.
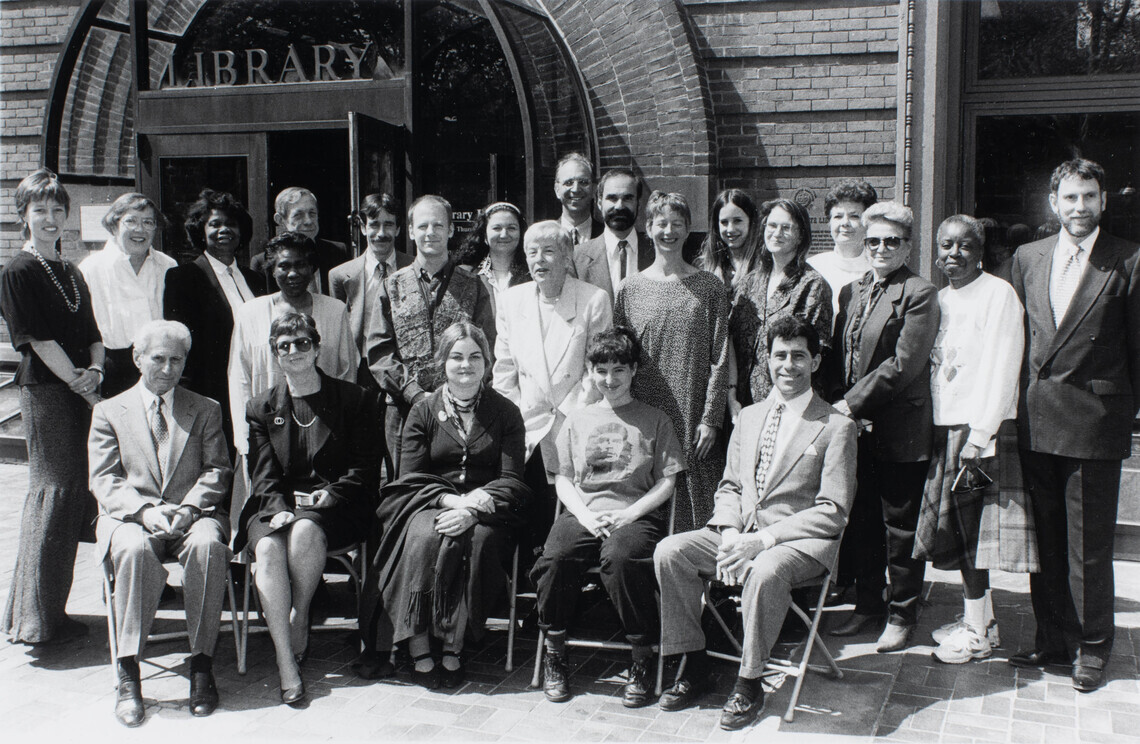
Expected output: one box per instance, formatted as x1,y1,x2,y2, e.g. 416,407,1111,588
330,193,413,389
574,167,654,304
1008,158,1140,693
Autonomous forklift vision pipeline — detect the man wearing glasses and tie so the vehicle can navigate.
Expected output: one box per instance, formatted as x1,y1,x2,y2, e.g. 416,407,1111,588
1007,159,1140,693
554,152,603,248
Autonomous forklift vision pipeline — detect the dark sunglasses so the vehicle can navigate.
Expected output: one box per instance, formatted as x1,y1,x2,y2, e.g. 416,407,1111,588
863,236,905,251
275,338,314,355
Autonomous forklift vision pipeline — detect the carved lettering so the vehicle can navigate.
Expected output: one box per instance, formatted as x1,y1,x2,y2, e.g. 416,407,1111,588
246,48,271,85
341,42,370,80
278,44,309,83
313,44,337,81
213,50,237,85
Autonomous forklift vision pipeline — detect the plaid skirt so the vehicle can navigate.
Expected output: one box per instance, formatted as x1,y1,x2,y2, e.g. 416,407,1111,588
913,421,1039,573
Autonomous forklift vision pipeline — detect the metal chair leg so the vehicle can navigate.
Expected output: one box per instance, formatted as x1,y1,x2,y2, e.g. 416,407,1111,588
506,546,519,672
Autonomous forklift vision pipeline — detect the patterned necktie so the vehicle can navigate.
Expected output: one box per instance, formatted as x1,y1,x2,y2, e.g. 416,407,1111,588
1052,246,1083,327
617,240,629,282
151,398,169,480
754,403,784,494
845,280,883,386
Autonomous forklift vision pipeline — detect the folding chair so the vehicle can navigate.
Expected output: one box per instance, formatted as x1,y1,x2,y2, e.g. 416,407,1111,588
237,539,368,674
100,554,242,688
530,497,676,696
484,544,522,672
701,551,844,722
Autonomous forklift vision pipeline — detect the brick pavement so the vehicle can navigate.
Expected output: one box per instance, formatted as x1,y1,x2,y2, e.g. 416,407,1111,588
0,461,1137,743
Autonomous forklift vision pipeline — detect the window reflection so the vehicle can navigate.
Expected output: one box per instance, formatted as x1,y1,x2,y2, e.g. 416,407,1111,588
978,0,1140,79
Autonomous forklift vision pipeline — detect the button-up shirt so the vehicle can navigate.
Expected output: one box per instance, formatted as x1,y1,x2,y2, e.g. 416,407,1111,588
561,214,593,244
1049,226,1096,323
79,240,177,350
204,250,255,314
603,229,639,294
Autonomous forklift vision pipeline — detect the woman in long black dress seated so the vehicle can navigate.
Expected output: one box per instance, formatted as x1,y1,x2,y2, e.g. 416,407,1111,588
234,312,381,707
362,322,528,689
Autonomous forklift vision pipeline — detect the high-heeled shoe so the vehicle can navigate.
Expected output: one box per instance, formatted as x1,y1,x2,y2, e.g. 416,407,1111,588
280,680,307,708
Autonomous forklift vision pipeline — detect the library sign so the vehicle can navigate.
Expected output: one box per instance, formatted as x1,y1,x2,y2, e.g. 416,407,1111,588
159,42,394,89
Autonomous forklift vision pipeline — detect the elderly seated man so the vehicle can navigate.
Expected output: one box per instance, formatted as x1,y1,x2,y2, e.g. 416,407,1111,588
653,316,856,731
89,320,233,727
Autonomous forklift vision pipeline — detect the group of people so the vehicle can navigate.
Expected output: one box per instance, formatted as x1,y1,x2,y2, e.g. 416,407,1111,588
0,152,1135,732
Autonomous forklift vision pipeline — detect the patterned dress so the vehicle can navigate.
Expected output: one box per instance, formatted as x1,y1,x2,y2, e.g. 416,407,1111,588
615,270,729,532
729,265,832,406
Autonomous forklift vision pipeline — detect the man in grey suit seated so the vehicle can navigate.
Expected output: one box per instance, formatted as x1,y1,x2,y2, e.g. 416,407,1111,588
654,316,856,730
89,320,233,727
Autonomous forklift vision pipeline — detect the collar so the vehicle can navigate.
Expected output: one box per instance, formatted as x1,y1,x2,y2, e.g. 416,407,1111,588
137,381,175,414
561,213,593,236
414,256,451,280
1057,226,1099,256
365,248,397,276
203,250,238,276
102,239,151,266
765,385,813,419
603,228,636,256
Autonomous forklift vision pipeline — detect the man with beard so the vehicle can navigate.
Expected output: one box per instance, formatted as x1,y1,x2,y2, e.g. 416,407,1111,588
554,153,603,246
1007,158,1140,693
330,193,413,389
574,167,654,303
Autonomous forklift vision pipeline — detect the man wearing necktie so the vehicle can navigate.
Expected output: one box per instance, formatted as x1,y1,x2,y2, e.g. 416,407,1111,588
654,317,856,730
573,167,655,304
89,321,233,726
554,152,603,251
330,193,413,389
1008,159,1140,693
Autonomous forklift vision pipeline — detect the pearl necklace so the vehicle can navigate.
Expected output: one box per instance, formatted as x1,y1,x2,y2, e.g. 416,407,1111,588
25,245,81,313
291,409,317,428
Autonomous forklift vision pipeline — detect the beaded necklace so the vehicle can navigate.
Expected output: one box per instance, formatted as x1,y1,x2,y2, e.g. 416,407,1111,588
25,244,81,313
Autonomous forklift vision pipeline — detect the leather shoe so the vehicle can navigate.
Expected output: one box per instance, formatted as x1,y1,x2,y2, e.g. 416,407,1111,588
1008,648,1072,674
1072,663,1106,692
622,659,654,708
115,680,145,727
660,675,707,711
352,651,395,680
876,622,913,653
719,690,764,731
830,612,884,637
542,651,571,703
440,659,466,689
280,680,307,708
189,671,219,717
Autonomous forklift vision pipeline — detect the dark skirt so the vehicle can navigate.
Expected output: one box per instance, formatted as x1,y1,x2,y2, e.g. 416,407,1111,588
914,422,1039,573
382,508,512,647
243,500,367,555
2,384,96,643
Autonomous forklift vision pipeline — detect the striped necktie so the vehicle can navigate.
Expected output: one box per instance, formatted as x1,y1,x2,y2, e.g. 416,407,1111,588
1051,246,1083,327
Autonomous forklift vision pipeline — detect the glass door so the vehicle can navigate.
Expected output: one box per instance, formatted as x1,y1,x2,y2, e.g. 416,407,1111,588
348,111,407,257
137,132,268,264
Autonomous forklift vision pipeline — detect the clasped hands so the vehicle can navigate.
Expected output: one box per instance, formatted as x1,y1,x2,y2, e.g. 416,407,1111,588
435,488,495,537
578,507,639,539
140,502,199,538
269,490,334,530
68,366,101,406
715,528,766,586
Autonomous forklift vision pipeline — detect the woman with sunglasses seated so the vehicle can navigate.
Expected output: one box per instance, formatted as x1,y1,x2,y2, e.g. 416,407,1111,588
358,322,528,689
914,215,1029,665
234,312,381,708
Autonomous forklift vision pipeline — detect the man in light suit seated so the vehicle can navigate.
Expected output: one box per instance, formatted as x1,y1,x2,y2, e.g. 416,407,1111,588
493,220,612,555
89,320,233,727
653,316,857,731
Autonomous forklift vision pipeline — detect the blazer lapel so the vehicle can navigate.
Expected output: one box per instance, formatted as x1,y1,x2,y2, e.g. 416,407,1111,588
857,272,905,379
194,255,228,305
267,386,292,471
544,289,580,373
761,396,828,495
164,388,195,493
636,235,655,271
306,383,335,458
431,396,469,450
120,394,162,488
587,245,614,299
1049,238,1116,354
739,398,770,532
464,396,498,451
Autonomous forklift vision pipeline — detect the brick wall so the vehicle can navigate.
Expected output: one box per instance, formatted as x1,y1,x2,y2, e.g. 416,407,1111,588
682,0,900,248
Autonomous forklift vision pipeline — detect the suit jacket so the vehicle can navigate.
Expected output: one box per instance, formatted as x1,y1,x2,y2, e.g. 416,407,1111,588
573,232,654,302
491,277,613,459
163,254,267,410
708,392,857,568
329,251,414,352
827,265,940,462
251,237,350,295
90,384,233,558
235,372,382,550
1010,231,1140,459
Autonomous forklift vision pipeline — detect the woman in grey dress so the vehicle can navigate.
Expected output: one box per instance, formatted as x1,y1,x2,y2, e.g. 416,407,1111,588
614,191,729,532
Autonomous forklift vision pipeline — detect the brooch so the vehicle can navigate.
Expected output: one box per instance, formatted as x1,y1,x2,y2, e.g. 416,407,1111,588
438,410,448,423
273,416,285,426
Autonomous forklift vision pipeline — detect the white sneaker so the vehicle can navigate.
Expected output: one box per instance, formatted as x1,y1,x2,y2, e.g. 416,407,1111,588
933,626,993,664
931,615,1000,648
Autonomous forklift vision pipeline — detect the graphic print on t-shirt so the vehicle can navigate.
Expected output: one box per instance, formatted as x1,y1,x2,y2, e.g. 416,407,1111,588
584,421,634,481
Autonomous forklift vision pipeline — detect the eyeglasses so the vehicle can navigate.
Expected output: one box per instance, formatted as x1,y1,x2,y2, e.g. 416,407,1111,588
274,338,314,355
121,217,158,230
863,236,906,251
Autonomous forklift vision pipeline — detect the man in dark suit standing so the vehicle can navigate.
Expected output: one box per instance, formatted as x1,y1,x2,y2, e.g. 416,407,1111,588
573,167,654,304
329,193,413,389
554,153,603,245
1008,158,1140,692
250,187,349,294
